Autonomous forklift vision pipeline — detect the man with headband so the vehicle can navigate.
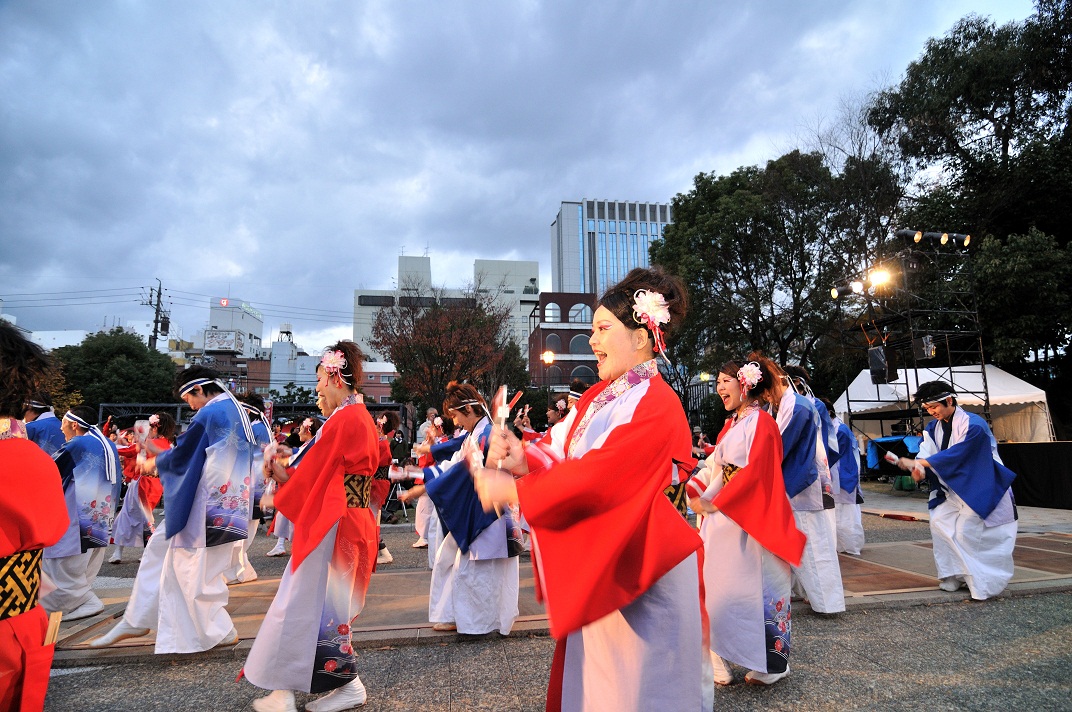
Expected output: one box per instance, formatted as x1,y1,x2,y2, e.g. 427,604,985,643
893,380,1018,600
40,405,122,620
92,366,257,652
23,392,66,456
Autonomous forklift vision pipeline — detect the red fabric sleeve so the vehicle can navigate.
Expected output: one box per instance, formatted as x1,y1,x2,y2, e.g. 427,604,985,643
276,404,380,570
713,410,806,566
0,439,69,557
516,378,701,638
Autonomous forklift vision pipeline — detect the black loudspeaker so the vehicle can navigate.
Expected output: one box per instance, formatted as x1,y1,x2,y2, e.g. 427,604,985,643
868,346,898,384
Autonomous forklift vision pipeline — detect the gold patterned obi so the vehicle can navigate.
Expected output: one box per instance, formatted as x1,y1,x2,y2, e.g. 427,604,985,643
722,464,741,486
0,549,42,620
663,482,690,518
344,474,372,508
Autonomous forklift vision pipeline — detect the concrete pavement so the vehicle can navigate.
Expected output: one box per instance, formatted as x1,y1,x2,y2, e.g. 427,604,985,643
42,492,1072,710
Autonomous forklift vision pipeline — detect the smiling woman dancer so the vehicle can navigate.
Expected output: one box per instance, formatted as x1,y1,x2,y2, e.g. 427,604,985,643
245,341,381,712
479,267,710,711
686,359,805,687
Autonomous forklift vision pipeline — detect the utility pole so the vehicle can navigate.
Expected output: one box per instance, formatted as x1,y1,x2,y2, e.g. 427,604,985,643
142,278,170,351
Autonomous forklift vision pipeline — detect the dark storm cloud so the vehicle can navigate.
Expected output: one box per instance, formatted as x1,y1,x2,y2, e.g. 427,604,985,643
0,0,1033,349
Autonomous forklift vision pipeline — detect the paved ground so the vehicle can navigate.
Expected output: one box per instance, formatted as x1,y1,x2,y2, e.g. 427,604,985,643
43,490,1072,711
45,592,1072,711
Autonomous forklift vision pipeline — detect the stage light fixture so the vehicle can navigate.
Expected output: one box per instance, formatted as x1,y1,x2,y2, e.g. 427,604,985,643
940,232,949,245
830,286,840,299
851,280,864,294
869,269,890,287
895,229,923,244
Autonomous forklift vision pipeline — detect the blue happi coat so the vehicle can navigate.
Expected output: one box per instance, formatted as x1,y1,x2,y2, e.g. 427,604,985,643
46,430,121,557
157,392,256,547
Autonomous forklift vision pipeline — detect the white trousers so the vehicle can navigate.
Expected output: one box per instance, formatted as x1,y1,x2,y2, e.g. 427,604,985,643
428,533,518,635
40,547,106,614
930,492,1017,600
415,493,433,538
223,520,258,583
834,502,865,556
791,508,846,613
124,524,235,653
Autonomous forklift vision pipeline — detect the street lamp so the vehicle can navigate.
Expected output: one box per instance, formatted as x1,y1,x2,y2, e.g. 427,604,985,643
541,350,555,365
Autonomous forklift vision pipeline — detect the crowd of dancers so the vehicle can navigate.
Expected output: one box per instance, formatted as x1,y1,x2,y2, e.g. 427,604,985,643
0,264,1019,712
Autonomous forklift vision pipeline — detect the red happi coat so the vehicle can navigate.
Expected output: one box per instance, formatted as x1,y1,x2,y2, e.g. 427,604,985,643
517,371,702,639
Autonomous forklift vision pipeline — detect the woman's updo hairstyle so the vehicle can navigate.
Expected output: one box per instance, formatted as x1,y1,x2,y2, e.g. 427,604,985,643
323,340,365,390
0,320,53,418
442,381,486,417
153,412,177,442
597,267,689,344
719,358,775,399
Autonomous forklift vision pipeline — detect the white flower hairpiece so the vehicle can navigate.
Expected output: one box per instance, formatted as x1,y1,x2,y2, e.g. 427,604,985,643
321,349,347,375
433,416,443,427
148,414,160,426
737,362,763,392
554,398,567,412
632,289,671,355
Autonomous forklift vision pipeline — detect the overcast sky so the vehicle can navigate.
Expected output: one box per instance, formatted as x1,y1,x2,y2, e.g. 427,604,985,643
0,0,1034,353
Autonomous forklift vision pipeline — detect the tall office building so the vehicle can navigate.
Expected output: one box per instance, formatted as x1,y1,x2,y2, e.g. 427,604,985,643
550,199,673,295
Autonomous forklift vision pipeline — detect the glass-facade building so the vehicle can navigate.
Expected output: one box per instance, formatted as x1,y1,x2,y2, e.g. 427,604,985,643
550,199,672,295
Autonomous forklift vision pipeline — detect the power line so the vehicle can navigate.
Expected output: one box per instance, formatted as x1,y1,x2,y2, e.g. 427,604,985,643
167,289,356,317
0,287,149,298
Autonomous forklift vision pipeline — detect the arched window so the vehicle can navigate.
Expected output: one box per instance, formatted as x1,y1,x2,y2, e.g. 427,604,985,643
569,334,592,355
544,303,561,322
544,334,562,353
570,365,597,386
547,366,562,385
568,303,592,323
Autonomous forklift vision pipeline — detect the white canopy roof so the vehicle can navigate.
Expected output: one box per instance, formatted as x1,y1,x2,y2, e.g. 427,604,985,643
834,364,1046,412
833,365,1054,443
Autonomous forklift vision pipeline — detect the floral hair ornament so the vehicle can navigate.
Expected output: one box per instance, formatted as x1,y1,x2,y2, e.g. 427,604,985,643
320,349,350,386
737,362,764,393
554,399,567,412
632,289,671,358
148,414,160,426
433,416,443,427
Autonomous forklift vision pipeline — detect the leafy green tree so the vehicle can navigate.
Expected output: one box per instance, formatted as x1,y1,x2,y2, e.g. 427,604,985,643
867,3,1072,244
652,150,896,388
971,229,1072,364
52,328,176,409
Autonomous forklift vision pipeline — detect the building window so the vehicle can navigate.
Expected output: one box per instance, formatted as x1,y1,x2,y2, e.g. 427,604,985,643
569,334,592,355
379,396,392,404
544,303,561,322
545,334,562,352
399,296,436,307
358,295,396,307
570,365,597,385
380,375,395,383
568,304,592,323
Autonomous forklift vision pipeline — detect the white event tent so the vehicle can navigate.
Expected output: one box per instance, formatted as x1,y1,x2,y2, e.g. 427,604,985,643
833,364,1054,443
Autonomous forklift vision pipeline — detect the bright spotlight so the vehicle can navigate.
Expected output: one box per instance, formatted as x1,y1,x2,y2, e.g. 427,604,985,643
940,232,949,245
850,280,865,294
830,286,840,299
870,269,891,287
